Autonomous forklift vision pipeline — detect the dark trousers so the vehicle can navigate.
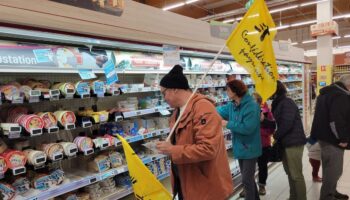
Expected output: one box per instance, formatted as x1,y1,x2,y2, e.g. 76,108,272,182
257,147,270,186
309,158,321,178
319,141,344,200
239,158,260,200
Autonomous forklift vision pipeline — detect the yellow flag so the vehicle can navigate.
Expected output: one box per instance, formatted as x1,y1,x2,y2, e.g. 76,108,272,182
226,0,278,102
116,135,172,200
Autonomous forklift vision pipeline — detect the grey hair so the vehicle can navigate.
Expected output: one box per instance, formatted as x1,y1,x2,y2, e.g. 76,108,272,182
339,74,350,87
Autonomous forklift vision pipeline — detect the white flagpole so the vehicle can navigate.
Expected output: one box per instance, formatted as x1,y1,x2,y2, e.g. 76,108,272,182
166,44,227,142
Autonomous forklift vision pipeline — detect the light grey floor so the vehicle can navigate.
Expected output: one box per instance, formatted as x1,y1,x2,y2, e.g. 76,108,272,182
230,149,350,200
121,149,350,200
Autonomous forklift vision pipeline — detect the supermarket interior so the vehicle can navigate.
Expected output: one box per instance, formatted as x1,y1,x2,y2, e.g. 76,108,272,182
0,0,349,200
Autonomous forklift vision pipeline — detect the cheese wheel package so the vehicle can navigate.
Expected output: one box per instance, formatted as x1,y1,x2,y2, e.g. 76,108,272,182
92,137,110,149
0,85,20,101
106,151,123,168
37,112,58,129
73,137,93,152
1,149,27,169
0,182,16,200
12,177,30,194
19,85,32,100
40,143,64,161
49,169,65,185
88,155,110,173
90,80,106,94
54,111,76,127
23,149,47,166
19,114,44,132
32,173,53,191
60,142,78,157
75,81,90,95
52,82,76,96
0,155,8,174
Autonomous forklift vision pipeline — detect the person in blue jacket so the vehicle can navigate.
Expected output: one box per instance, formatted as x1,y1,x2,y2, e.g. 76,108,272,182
217,79,262,200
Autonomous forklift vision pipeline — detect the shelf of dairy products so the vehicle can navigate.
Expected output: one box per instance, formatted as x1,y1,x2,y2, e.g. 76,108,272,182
18,154,168,200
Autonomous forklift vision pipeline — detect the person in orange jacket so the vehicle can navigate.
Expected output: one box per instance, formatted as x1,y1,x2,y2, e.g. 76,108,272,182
156,65,234,200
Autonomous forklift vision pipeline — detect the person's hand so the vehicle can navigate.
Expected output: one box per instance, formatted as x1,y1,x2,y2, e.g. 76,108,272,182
339,142,348,148
222,120,228,127
260,112,265,122
156,141,174,155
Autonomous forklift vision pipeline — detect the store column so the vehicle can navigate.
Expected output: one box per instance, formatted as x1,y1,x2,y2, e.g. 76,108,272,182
316,0,333,94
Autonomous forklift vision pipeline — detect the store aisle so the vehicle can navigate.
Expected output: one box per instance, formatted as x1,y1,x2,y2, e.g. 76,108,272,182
230,149,350,200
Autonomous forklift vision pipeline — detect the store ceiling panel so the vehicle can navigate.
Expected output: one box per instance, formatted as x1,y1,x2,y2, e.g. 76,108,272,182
135,0,350,50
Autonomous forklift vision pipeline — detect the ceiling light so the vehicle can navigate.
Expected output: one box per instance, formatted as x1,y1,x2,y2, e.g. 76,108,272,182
186,0,199,4
332,36,341,39
291,20,317,27
236,17,243,21
344,34,350,38
300,0,328,7
333,14,350,20
291,42,298,45
276,25,290,30
223,18,236,23
270,5,298,14
302,39,317,44
162,2,185,11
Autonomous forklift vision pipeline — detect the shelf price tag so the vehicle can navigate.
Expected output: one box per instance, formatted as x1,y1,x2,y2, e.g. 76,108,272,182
48,126,59,134
82,121,92,128
115,115,123,122
8,125,22,139
52,152,63,161
35,156,47,165
159,109,171,116
12,166,26,175
89,177,97,184
30,128,43,136
29,90,41,103
12,96,24,104
49,89,60,101
65,123,76,130
84,148,94,156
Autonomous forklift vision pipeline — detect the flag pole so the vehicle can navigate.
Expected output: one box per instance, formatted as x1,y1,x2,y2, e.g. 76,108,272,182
166,43,227,142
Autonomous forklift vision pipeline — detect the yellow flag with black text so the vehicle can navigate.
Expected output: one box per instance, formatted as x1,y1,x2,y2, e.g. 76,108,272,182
226,0,278,102
116,135,172,200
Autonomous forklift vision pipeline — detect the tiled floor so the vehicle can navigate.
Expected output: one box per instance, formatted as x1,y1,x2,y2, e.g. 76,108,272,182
230,149,350,200
121,149,350,200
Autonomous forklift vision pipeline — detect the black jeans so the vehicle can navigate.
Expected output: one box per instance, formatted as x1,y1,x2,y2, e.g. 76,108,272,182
258,147,270,186
239,158,260,200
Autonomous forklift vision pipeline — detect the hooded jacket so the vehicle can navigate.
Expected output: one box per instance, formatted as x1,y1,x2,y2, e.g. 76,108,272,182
170,93,233,200
217,93,262,159
310,82,350,147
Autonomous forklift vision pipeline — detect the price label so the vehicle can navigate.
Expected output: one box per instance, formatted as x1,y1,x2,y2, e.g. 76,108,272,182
113,90,120,96
65,123,76,130
49,89,60,98
80,94,90,99
35,156,46,164
53,153,63,161
12,166,26,175
30,90,41,97
30,128,43,136
159,109,171,116
82,121,92,128
136,111,142,115
115,115,123,122
48,126,59,134
89,177,97,184
8,131,21,139
12,96,24,104
84,148,94,156
70,148,78,154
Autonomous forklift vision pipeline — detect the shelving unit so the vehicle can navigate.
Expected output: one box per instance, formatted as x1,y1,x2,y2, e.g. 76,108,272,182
0,26,307,200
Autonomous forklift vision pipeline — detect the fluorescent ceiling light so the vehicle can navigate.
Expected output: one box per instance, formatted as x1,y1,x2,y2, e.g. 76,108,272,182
333,14,350,20
270,5,298,14
223,18,235,23
300,0,328,7
162,2,185,11
291,42,298,45
186,0,199,3
236,17,243,21
291,20,317,27
276,25,290,30
302,39,317,44
333,36,341,39
344,34,350,38
305,45,350,57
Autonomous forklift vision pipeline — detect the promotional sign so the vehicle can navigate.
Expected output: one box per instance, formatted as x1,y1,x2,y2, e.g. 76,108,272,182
0,44,115,70
114,51,162,70
0,46,56,67
316,65,333,95
334,52,350,66
50,0,124,16
311,21,339,37
209,21,237,40
103,59,118,85
162,45,180,69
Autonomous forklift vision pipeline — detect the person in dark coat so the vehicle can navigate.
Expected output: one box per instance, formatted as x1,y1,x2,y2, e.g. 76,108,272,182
271,80,306,200
311,75,350,200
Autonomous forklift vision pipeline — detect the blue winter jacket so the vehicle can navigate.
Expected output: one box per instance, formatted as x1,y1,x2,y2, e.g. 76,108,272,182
217,93,262,159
